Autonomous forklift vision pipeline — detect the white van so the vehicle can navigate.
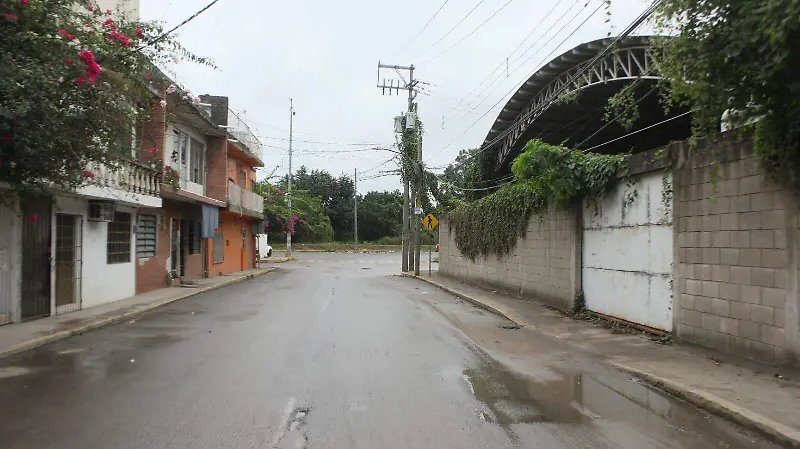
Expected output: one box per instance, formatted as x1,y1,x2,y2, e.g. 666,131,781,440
256,234,273,260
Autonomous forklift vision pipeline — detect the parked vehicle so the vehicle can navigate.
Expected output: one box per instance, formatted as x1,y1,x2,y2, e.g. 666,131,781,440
256,234,273,260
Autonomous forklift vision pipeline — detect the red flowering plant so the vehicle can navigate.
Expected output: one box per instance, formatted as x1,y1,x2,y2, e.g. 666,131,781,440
0,0,215,197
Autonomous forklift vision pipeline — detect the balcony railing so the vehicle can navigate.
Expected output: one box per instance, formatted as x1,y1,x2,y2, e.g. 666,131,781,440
227,181,264,219
228,108,262,157
85,159,161,197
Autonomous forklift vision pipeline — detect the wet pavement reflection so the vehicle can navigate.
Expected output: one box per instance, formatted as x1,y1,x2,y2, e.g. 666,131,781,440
461,345,777,448
0,253,785,449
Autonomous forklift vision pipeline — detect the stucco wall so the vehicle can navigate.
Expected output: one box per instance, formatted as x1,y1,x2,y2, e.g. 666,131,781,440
54,196,136,309
439,205,580,310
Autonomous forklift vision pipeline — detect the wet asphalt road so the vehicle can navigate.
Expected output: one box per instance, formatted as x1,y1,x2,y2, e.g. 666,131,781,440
0,253,782,449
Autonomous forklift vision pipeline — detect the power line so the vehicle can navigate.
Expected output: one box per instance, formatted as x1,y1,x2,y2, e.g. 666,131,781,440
582,110,694,152
430,0,661,169
256,135,392,146
413,0,489,59
428,0,605,163
392,0,450,58
442,0,569,116
445,0,591,129
132,0,223,53
420,0,517,63
571,81,658,149
439,177,516,191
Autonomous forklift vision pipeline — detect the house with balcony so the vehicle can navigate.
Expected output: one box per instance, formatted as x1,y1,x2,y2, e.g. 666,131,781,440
133,84,230,294
200,95,266,276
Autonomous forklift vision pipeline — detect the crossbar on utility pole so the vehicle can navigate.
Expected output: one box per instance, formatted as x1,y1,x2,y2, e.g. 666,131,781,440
376,61,419,273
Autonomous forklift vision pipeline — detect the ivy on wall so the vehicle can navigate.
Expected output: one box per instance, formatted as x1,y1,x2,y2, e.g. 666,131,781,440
449,140,629,259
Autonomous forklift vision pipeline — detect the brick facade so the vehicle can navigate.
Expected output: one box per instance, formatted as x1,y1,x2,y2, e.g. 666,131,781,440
137,94,166,162
673,136,800,364
206,136,228,202
135,200,205,294
439,204,581,311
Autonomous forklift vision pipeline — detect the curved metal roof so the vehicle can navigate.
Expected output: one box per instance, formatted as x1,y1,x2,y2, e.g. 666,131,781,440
483,35,657,146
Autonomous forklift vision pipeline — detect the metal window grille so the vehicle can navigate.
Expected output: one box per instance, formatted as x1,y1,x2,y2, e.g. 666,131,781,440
190,138,205,185
107,212,132,264
213,228,224,263
136,214,157,258
188,221,201,255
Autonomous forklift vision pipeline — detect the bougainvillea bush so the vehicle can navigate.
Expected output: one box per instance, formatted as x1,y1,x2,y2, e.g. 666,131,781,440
0,0,212,196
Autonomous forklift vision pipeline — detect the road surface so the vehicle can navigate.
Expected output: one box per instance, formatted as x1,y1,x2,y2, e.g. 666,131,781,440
0,252,781,448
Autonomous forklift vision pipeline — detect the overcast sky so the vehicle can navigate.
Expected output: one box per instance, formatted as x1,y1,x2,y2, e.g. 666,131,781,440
140,0,651,192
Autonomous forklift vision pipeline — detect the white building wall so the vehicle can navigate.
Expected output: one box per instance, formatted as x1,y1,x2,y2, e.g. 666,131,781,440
96,0,140,20
55,196,136,309
582,171,674,331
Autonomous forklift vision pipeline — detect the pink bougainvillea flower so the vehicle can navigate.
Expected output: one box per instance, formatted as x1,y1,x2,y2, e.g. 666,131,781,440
145,72,151,79
86,2,94,11
105,30,129,46
106,9,112,15
27,213,39,223
21,0,29,4
3,12,19,20
159,99,167,108
58,29,76,40
81,170,96,180
135,27,144,38
65,58,73,65
75,75,86,86
1,135,11,142
102,17,114,28
79,50,102,83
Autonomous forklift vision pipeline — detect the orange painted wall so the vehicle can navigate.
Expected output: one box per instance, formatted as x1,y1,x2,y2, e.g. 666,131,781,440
209,212,256,276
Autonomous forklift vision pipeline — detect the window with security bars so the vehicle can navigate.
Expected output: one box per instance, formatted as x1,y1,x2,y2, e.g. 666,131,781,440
213,228,224,263
190,137,205,185
107,212,132,264
188,221,201,255
136,214,157,258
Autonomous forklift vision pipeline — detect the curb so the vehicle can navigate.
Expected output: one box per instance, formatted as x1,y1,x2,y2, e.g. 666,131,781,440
401,273,800,448
0,267,276,361
610,363,800,448
262,256,293,264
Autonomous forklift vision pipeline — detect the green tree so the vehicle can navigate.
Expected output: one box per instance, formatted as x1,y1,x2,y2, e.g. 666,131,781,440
654,0,800,189
256,181,333,243
0,0,212,196
357,190,402,242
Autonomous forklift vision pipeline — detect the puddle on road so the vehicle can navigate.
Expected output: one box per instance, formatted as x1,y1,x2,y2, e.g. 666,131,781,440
461,351,778,448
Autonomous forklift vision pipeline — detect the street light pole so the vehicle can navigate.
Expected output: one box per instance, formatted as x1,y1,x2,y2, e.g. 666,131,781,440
286,99,294,255
354,168,358,250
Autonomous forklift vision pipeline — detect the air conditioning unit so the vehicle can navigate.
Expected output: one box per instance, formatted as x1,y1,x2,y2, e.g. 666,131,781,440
88,200,115,222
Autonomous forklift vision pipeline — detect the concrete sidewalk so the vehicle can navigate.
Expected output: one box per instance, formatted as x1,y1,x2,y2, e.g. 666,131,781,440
404,272,800,448
0,267,276,360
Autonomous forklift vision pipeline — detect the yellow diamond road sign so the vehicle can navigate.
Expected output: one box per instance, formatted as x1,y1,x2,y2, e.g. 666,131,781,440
422,213,439,231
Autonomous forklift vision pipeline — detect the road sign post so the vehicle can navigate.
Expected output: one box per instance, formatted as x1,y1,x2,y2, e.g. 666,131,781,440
421,213,439,276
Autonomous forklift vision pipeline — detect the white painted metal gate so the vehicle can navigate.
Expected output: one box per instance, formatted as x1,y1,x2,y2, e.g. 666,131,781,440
581,171,673,331
0,203,16,325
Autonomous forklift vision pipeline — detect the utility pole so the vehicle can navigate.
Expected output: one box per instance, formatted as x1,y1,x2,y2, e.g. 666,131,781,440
377,62,419,273
353,168,358,250
286,99,294,255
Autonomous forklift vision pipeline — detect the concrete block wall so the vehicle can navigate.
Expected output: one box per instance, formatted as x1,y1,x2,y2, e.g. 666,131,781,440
673,137,800,364
439,204,580,310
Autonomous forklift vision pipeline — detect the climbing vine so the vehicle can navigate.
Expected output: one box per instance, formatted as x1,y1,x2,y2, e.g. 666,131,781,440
449,140,629,259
